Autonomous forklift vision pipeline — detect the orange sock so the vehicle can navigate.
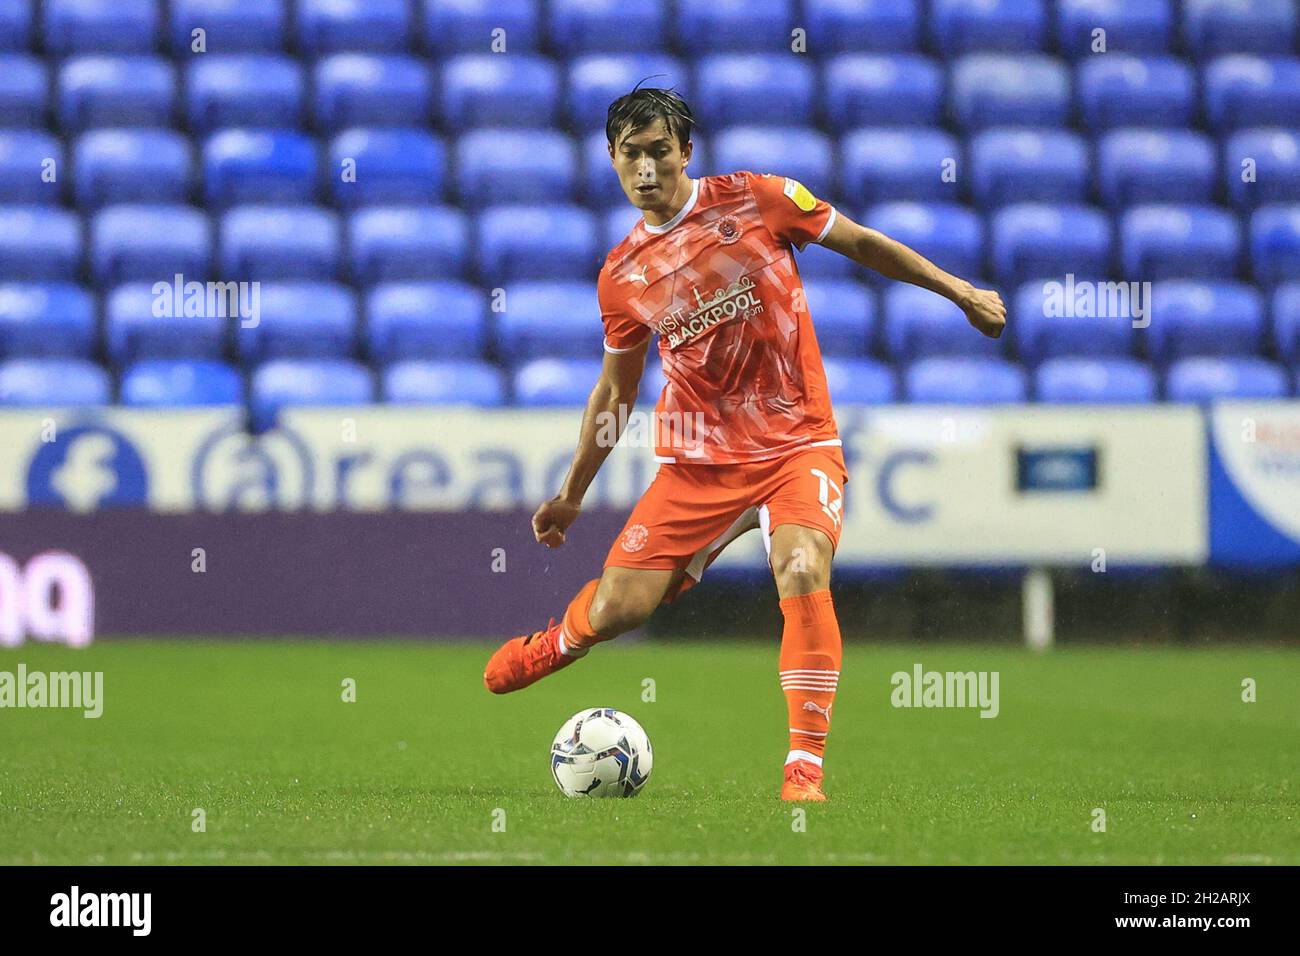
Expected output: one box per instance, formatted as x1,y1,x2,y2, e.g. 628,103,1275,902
778,589,842,767
559,578,605,656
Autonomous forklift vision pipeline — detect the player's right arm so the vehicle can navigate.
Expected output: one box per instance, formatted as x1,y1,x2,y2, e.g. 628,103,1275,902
532,335,650,548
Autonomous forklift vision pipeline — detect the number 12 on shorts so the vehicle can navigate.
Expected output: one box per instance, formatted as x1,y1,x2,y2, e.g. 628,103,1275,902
810,468,843,528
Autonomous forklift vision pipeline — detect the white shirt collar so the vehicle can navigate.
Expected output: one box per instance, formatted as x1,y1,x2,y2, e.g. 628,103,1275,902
642,178,699,235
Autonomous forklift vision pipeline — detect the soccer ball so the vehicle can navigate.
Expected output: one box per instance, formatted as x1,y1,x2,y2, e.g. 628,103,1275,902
550,708,653,798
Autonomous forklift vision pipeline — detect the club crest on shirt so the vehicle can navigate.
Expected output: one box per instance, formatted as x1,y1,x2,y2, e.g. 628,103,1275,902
713,214,742,244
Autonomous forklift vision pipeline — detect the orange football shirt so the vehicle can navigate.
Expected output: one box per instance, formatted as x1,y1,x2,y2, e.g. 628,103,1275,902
598,170,842,464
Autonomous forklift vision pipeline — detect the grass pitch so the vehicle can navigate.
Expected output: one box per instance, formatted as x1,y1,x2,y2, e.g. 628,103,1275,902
0,639,1296,865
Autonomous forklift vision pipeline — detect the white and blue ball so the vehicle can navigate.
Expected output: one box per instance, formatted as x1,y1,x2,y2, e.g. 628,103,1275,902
550,708,653,798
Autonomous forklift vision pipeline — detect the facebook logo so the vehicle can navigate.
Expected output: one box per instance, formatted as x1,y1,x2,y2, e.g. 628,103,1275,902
25,424,148,511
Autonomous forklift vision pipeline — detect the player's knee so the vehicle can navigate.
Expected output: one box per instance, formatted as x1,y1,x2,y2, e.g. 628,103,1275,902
770,528,833,594
588,585,655,638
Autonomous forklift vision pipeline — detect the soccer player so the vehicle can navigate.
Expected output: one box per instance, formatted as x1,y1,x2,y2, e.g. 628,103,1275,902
483,88,1006,801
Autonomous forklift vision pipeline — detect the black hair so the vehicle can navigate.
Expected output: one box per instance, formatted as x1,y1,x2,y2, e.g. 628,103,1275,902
605,82,696,150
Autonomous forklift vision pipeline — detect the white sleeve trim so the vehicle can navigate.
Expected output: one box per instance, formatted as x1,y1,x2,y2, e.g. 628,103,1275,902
603,335,649,354
814,205,838,244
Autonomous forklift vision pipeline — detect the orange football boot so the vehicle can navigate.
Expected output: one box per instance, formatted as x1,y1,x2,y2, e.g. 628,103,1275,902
781,760,828,802
483,618,579,694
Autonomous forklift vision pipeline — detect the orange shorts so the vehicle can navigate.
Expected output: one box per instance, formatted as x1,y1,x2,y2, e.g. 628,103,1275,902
604,443,849,602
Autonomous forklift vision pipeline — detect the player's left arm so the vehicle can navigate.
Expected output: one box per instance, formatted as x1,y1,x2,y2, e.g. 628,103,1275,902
818,213,1006,339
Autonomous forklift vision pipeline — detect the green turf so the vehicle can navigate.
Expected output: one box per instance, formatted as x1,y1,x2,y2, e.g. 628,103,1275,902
0,639,1296,865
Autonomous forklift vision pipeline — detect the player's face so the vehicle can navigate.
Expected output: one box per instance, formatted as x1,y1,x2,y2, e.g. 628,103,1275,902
609,118,693,220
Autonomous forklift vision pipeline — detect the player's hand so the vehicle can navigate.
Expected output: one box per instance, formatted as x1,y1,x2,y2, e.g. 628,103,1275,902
961,286,1006,339
532,496,581,548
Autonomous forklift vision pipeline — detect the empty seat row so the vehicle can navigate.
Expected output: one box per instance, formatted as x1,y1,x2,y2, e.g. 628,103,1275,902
4,202,1299,288
2,0,1296,59
2,356,1295,428
3,125,1298,214
4,51,1300,134
6,277,1300,369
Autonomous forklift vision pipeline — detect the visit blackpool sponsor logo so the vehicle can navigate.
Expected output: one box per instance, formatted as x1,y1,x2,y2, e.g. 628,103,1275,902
655,275,764,349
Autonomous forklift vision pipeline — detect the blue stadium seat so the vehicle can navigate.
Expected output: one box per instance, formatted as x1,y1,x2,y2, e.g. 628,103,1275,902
496,283,601,361
455,130,575,206
1249,205,1300,285
121,359,243,407
44,0,160,54
863,203,984,287
186,56,304,132
367,282,488,362
1012,280,1135,363
313,54,433,130
950,55,1071,130
675,0,792,53
203,130,318,208
349,207,469,283
0,132,62,204
73,129,191,208
91,205,211,285
840,128,961,204
58,56,175,130
1204,56,1300,132
0,55,48,126
1120,205,1241,281
220,206,340,281
1273,283,1300,364
969,129,1089,208
823,55,942,129
0,283,95,358
1076,56,1196,130
441,55,560,129
237,282,357,362
696,56,815,127
296,0,412,54
0,358,110,405
424,0,539,54
0,2,33,49
1055,0,1172,57
383,359,506,406
804,0,920,53
822,358,897,403
514,358,603,405
601,206,647,251
169,0,286,53
1147,281,1265,360
1165,356,1289,401
1182,0,1297,60
1035,358,1157,403
803,281,876,356
0,208,82,280
1097,130,1216,207
993,204,1107,287
714,129,834,198
638,360,665,404
104,282,225,363
1225,130,1300,210
795,240,856,280
327,129,445,208
930,0,1047,57
250,359,373,430
582,131,625,207
567,55,690,133
884,285,1005,361
904,357,1028,403
478,205,598,282
548,0,667,55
